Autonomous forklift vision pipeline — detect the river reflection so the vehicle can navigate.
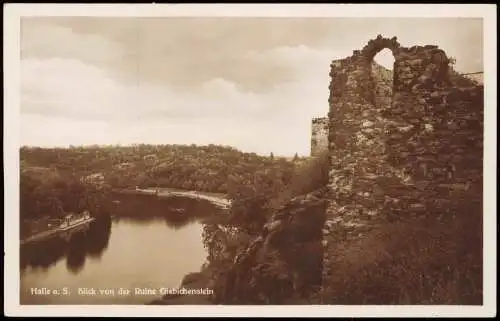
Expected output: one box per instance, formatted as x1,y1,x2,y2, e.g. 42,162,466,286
20,195,218,305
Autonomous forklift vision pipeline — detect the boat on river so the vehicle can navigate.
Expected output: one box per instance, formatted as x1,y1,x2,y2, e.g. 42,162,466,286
21,211,95,246
59,211,95,231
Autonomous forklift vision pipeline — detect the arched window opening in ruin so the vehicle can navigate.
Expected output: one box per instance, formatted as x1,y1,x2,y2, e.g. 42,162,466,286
372,48,395,110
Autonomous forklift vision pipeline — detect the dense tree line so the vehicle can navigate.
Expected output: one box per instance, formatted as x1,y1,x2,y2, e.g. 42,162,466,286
20,166,111,221
226,151,329,235
20,144,300,193
20,144,304,221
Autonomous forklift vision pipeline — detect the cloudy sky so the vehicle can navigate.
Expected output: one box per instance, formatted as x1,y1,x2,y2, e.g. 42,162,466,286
20,17,483,156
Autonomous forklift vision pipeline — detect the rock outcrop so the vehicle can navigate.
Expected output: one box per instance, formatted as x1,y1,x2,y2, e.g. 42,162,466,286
212,189,327,304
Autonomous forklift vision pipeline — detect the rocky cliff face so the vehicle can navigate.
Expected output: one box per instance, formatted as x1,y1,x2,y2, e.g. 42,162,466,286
211,188,327,304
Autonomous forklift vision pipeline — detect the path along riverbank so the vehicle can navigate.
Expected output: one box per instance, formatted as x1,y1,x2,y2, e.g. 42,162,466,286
113,187,231,210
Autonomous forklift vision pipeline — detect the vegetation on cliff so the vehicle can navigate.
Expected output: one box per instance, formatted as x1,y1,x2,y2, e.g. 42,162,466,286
321,202,482,304
199,151,331,304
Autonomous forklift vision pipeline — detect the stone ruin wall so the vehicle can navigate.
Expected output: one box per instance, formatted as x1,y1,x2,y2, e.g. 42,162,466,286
311,63,393,157
321,35,484,292
311,117,329,157
372,62,394,111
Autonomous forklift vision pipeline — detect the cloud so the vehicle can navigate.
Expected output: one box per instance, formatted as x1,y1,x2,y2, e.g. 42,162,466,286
22,42,338,119
246,45,349,78
21,44,335,156
22,58,123,119
21,21,123,65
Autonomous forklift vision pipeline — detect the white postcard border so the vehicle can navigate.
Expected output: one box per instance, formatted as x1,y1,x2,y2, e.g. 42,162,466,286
3,3,497,318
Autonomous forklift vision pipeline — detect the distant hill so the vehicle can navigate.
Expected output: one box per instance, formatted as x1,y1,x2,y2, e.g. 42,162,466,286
20,144,297,195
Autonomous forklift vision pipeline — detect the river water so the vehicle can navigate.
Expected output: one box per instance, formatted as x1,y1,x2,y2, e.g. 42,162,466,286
20,195,218,305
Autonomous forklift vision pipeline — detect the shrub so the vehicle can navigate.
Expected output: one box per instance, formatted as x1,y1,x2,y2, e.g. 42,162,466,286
322,208,482,305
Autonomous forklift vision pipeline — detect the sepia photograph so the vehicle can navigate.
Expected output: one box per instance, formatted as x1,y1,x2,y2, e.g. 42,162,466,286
4,3,497,318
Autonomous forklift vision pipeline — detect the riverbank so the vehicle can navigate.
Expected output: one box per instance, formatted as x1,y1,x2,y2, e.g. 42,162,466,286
113,187,231,209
